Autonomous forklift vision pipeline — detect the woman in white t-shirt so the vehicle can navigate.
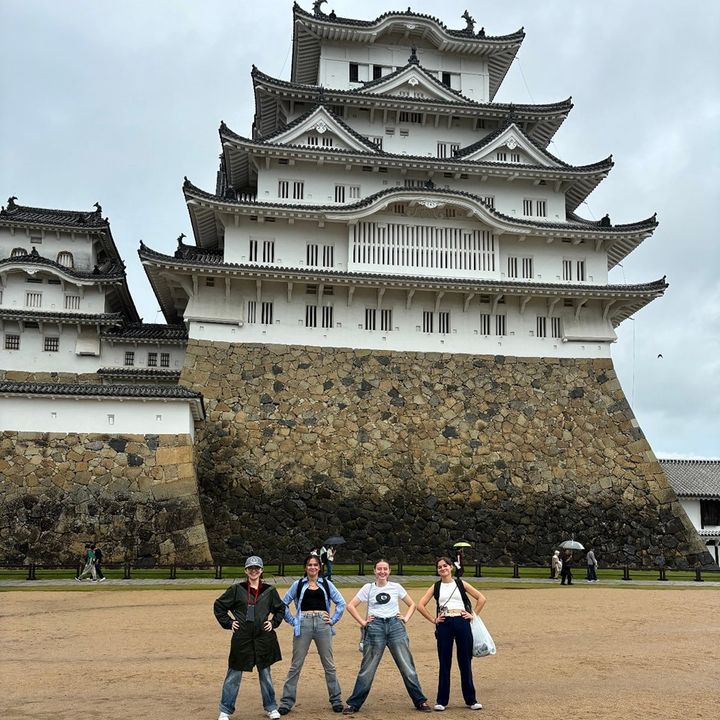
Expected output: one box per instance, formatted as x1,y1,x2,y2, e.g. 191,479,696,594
417,557,487,712
341,560,432,714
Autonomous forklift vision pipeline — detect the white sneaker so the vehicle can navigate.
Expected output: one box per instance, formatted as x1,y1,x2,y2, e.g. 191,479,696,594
218,713,230,720
433,705,446,711
268,711,281,720
468,703,483,710
99,577,107,582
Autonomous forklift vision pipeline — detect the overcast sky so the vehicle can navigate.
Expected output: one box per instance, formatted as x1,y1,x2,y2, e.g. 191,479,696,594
1,0,718,458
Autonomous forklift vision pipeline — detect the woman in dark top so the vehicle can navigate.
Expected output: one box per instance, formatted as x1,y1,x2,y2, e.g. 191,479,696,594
278,554,346,715
213,555,286,720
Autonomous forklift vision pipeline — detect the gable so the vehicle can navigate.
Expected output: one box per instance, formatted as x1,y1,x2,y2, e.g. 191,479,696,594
360,66,468,104
461,124,559,167
270,107,378,153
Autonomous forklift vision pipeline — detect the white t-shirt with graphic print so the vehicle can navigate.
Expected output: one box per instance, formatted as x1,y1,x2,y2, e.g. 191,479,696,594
355,581,407,618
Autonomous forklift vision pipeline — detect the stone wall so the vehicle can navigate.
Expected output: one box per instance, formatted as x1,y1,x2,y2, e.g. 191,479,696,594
0,431,212,565
183,340,713,568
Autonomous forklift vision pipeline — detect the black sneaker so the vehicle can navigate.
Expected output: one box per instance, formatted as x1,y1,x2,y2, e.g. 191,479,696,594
342,707,358,715
332,706,344,714
278,709,290,716
416,703,432,713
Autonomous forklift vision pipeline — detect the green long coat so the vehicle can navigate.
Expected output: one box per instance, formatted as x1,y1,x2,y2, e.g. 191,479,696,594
213,581,285,671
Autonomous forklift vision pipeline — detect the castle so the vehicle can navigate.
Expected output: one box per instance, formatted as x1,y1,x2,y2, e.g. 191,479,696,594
1,3,713,568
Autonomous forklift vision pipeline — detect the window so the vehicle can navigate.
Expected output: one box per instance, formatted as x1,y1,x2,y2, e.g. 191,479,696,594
262,240,275,263
482,196,495,209
56,251,74,268
31,235,42,244
305,305,318,328
508,257,533,279
551,316,562,338
365,308,377,331
5,334,20,350
399,111,422,124
373,64,383,80
124,351,135,367
11,247,26,257
380,308,392,332
535,200,547,217
250,238,258,262
293,181,304,200
249,300,274,325
321,136,333,148
700,499,720,528
25,291,42,308
438,311,450,334
335,185,360,203
307,135,318,146
322,245,334,267
278,180,289,199
497,151,508,162
510,152,521,163
479,313,491,335
495,315,507,336
536,316,547,338
393,203,406,215
44,336,59,352
321,305,334,329
522,257,534,279
441,71,452,87
367,136,383,150
160,352,170,368
64,295,81,310
507,257,519,279
576,260,586,281
349,63,359,82
306,244,318,266
562,259,573,281
205,277,215,287
522,199,533,216
403,178,425,188
437,142,460,158
422,311,434,333
148,352,158,367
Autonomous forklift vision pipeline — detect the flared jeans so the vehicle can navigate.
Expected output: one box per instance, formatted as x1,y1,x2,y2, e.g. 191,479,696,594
219,665,276,715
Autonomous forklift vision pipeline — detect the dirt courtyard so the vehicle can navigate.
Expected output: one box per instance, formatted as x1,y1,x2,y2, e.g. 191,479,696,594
1,585,717,720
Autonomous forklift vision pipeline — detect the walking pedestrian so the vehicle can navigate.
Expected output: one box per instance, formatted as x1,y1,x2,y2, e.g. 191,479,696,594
93,544,106,582
560,549,574,585
325,546,336,581
342,559,432,714
551,550,562,580
417,557,487,711
75,543,97,582
278,554,346,715
213,556,285,720
586,548,598,582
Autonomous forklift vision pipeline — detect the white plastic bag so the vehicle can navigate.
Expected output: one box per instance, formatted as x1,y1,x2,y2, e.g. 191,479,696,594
471,613,496,657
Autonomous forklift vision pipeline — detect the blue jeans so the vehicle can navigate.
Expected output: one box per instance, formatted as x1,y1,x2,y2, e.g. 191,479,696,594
435,616,477,706
325,561,334,580
219,665,276,715
280,614,342,709
346,617,427,709
587,565,597,581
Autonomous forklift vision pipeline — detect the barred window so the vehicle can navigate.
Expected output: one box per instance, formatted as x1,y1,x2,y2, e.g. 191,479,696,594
479,313,491,335
334,185,345,203
278,180,289,198
321,305,333,329
399,111,422,124
510,152,521,163
44,337,59,352
496,151,508,162
368,136,383,149
306,244,318,266
422,310,434,333
64,295,81,310
4,334,20,350
147,352,158,367
507,257,519,278
321,136,333,148
536,316,547,338
293,181,304,200
380,308,393,332
322,245,334,267
438,311,450,334
57,251,74,268
482,196,495,209
11,247,26,257
247,300,257,324
522,199,533,216
160,353,170,368
25,291,42,308
365,308,376,331
261,301,274,325
495,315,507,336
562,259,573,281
535,200,547,217
577,259,586,281
437,142,460,158
249,238,258,261
262,240,275,263
124,351,135,366
551,316,562,338
305,305,318,328
522,257,534,279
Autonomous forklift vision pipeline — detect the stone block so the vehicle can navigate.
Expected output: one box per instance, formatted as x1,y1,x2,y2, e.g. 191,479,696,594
155,446,193,465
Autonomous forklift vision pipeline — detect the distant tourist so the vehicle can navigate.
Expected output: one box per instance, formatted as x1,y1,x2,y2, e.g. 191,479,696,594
278,554,346,715
213,556,285,720
586,548,598,582
560,550,574,585
309,547,320,557
75,543,97,582
342,559,432,714
416,556,486,711
453,549,465,578
324,546,336,581
93,544,106,582
551,550,562,580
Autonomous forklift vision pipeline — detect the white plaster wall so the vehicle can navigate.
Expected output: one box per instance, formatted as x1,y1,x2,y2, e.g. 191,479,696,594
0,395,196,436
0,227,98,269
1,271,107,313
187,285,613,358
680,498,701,531
319,41,488,100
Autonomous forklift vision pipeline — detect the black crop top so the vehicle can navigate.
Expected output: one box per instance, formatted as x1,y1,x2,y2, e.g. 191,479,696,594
300,586,326,611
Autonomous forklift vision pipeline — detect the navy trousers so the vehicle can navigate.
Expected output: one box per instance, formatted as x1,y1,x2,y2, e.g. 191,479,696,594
435,616,477,707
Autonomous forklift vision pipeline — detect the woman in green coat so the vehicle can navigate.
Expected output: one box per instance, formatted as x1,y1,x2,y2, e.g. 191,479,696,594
214,555,286,720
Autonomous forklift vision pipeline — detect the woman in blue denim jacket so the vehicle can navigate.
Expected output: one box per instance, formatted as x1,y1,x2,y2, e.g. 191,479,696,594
278,554,346,715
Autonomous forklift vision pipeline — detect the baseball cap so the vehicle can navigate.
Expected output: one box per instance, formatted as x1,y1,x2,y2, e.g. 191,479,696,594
245,555,264,568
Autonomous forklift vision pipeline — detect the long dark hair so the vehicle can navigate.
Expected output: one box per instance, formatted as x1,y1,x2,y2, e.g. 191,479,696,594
436,556,455,570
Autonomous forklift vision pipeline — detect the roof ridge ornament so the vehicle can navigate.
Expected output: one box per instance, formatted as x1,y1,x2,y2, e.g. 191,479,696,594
7,196,18,211
408,46,420,65
461,10,475,34
313,0,327,16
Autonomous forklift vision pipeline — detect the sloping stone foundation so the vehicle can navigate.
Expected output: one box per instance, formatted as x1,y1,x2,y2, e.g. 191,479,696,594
183,340,713,568
0,431,212,565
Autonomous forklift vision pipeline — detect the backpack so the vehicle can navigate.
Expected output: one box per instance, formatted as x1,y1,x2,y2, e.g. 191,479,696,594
433,578,472,615
295,576,332,604
320,550,328,564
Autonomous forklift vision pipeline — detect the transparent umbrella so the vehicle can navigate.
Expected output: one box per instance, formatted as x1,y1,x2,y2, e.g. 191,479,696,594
560,540,585,550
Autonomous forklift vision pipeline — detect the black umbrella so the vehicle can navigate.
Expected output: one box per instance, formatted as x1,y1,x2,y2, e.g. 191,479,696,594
323,536,346,546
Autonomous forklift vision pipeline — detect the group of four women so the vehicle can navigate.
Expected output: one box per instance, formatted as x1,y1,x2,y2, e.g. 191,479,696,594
213,555,487,719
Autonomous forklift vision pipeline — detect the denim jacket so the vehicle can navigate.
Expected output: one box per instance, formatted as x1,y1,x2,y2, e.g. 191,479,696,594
282,577,346,636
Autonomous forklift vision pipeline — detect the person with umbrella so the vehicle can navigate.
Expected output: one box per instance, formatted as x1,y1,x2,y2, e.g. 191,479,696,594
451,541,471,578
322,536,345,581
278,554,346,715
559,540,584,586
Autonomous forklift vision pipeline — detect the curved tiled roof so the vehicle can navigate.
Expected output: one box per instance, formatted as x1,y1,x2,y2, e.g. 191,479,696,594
97,367,182,380
0,250,126,281
357,61,472,102
101,323,188,343
0,198,108,230
660,459,720,498
0,308,123,325
0,379,205,419
184,179,655,236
